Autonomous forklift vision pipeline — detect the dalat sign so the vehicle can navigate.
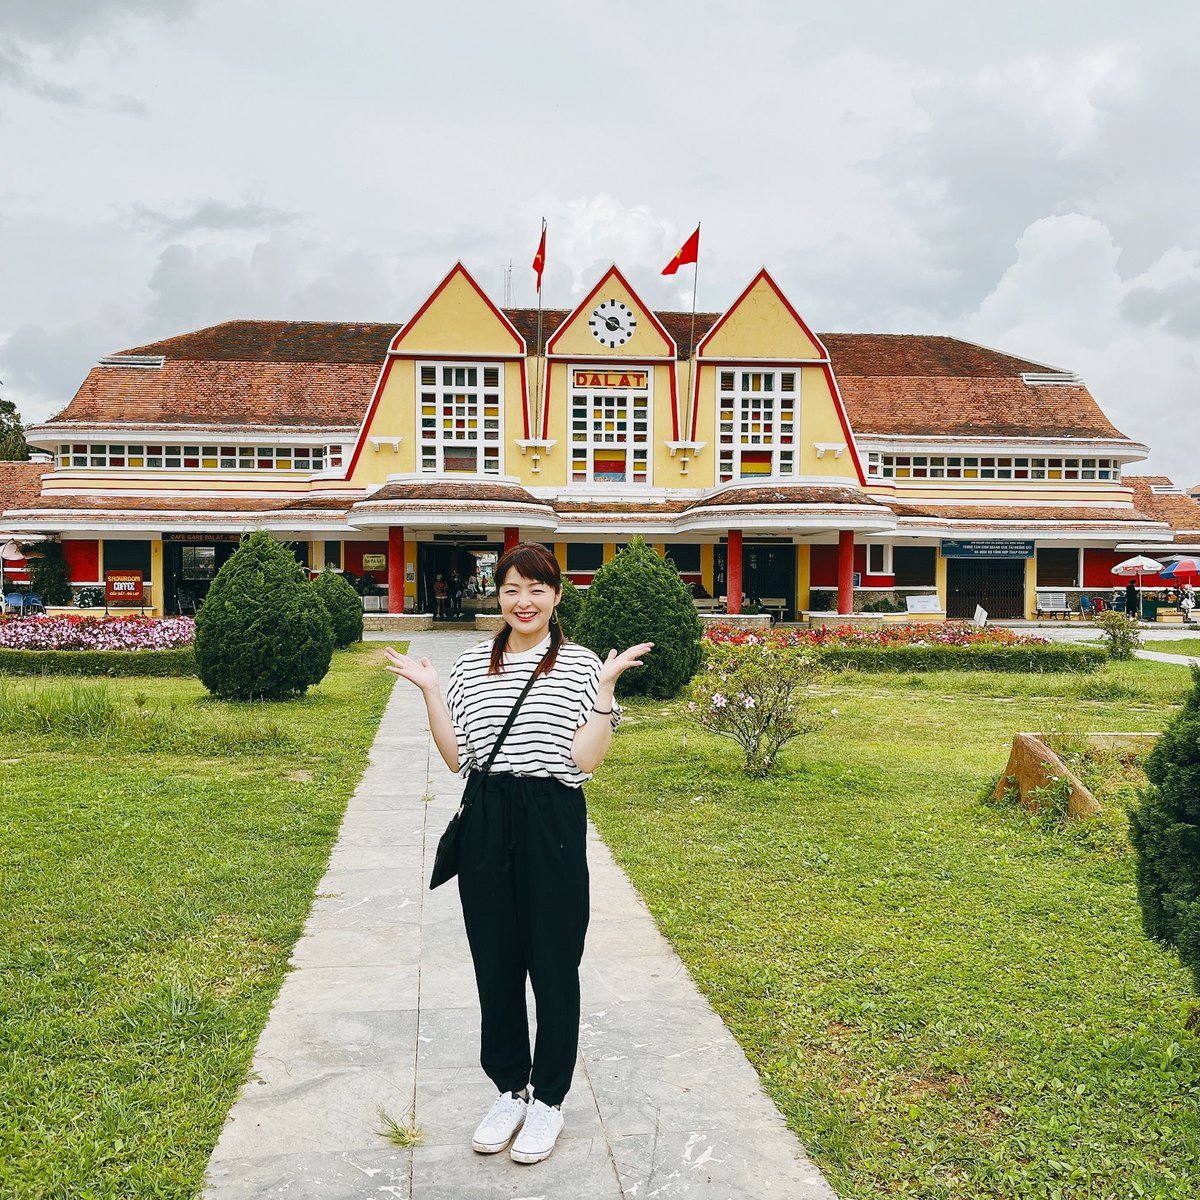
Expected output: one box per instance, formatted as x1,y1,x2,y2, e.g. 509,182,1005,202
572,370,648,390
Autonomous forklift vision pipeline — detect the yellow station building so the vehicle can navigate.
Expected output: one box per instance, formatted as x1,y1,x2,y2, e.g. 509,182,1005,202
4,261,1199,620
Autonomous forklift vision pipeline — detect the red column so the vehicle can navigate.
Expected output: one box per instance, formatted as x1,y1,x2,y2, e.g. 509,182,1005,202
727,529,743,615
504,526,520,553
387,526,405,614
837,530,854,615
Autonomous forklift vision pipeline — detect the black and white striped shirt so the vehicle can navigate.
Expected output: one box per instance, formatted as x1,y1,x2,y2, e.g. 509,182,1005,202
445,634,623,787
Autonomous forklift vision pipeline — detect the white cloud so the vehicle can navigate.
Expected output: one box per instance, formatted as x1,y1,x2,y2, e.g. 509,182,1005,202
961,213,1200,486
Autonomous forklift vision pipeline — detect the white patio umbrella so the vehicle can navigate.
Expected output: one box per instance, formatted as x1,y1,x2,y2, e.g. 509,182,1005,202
0,539,24,605
1112,554,1165,612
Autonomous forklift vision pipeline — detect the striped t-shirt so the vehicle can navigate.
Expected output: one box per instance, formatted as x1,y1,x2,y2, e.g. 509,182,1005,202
445,633,623,787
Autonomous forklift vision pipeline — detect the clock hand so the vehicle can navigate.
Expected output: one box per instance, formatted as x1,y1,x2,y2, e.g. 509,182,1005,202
604,316,621,331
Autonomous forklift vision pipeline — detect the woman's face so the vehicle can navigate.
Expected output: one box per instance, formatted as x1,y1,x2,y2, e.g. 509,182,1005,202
497,568,561,638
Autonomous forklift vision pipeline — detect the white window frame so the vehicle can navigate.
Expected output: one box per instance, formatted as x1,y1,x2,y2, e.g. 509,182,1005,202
865,452,1121,482
569,367,653,485
56,442,330,472
717,368,799,484
866,543,892,575
416,360,504,476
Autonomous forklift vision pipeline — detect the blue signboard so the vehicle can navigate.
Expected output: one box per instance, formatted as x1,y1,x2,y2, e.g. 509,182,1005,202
940,539,1034,559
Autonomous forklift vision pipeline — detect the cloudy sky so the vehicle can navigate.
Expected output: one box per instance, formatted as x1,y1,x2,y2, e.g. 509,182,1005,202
2,1,1197,484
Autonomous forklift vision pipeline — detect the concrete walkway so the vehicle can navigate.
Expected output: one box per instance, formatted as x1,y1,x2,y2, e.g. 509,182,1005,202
203,631,837,1199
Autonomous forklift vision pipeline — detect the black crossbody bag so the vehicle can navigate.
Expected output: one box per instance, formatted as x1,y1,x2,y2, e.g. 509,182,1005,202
430,646,551,890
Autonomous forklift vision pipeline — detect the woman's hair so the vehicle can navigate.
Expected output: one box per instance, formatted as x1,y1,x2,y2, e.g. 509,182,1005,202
489,542,567,677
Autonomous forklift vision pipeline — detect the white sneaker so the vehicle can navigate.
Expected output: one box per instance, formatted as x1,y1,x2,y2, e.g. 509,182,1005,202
509,1098,564,1164
471,1090,528,1154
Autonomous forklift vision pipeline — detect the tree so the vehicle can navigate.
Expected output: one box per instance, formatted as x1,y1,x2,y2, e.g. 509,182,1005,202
0,395,31,461
312,569,364,648
575,537,702,698
194,530,333,700
555,577,585,638
1129,665,1200,1009
20,540,72,604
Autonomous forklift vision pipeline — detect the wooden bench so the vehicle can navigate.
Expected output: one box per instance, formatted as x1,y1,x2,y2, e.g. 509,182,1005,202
1035,590,1074,619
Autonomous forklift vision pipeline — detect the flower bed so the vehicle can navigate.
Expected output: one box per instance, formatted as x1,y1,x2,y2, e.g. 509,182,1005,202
703,621,1104,672
704,621,1051,648
0,615,195,652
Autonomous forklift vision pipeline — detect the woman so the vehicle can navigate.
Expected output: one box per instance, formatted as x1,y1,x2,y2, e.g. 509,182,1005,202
384,543,651,1164
1125,577,1139,620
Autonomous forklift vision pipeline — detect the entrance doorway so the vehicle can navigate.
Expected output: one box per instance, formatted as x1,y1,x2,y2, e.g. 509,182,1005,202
164,540,238,614
946,557,1026,619
715,542,797,619
417,542,499,619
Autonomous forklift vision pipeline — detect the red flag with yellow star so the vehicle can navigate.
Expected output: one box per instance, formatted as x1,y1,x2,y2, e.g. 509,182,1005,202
532,224,547,292
662,225,700,275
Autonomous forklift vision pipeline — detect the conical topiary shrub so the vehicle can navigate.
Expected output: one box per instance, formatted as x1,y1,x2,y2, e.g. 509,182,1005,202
1129,665,1200,1000
194,530,333,699
575,537,702,698
555,576,585,638
313,569,364,649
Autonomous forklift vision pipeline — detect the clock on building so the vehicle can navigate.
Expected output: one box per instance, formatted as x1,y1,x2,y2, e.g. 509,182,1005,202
588,299,637,348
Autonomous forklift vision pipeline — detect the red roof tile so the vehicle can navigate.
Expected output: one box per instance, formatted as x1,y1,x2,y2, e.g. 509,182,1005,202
38,320,1132,444
361,481,551,508
689,485,887,510
0,460,55,514
1125,476,1200,534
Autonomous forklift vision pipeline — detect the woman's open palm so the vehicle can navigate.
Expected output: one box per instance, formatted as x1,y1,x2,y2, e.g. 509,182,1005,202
383,646,439,691
599,642,654,688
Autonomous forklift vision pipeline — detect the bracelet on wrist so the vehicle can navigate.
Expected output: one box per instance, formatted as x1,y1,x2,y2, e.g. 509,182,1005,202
592,706,614,716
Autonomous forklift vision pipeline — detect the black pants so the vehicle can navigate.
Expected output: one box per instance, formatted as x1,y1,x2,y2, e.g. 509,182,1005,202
457,771,589,1107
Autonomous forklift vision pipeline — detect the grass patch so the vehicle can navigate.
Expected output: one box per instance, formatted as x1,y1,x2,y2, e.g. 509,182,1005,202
588,658,1200,1200
1139,637,1200,658
375,1106,424,1149
0,642,402,1197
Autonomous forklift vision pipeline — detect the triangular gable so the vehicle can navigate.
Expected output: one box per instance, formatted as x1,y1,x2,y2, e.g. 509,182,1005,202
698,269,827,360
389,262,526,357
546,265,675,359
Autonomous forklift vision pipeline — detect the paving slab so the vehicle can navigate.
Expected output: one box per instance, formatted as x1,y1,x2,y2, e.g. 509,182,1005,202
204,631,837,1199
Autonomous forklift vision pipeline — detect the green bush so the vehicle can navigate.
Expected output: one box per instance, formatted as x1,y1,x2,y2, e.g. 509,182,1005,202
21,541,72,605
818,643,1105,673
575,537,702,698
194,530,333,700
688,640,829,776
0,646,196,677
555,577,585,637
312,570,364,648
1129,665,1200,998
1095,610,1143,660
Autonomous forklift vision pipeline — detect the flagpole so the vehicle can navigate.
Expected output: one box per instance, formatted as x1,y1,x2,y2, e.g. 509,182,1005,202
535,217,545,439
685,222,700,441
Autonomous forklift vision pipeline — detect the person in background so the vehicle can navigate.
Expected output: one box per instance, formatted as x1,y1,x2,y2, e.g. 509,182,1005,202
449,569,465,618
433,573,449,619
1125,577,1139,621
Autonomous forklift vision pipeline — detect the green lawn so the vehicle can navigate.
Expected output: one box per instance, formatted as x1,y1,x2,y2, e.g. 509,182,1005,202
588,658,1200,1200
1140,638,1200,658
0,643,399,1198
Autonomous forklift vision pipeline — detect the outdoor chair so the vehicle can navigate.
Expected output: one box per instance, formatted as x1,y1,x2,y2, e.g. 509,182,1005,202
3,592,25,616
23,593,45,615
1078,595,1096,619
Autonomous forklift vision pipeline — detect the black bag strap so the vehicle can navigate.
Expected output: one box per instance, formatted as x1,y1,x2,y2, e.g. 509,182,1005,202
478,644,553,778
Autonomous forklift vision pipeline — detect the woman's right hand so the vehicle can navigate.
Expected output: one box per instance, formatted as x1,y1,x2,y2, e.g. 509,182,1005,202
384,646,439,692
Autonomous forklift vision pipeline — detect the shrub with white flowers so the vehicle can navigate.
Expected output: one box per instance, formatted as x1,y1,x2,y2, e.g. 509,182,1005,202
687,638,830,777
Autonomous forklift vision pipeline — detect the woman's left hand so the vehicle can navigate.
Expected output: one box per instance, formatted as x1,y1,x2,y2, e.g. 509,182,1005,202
598,642,654,688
